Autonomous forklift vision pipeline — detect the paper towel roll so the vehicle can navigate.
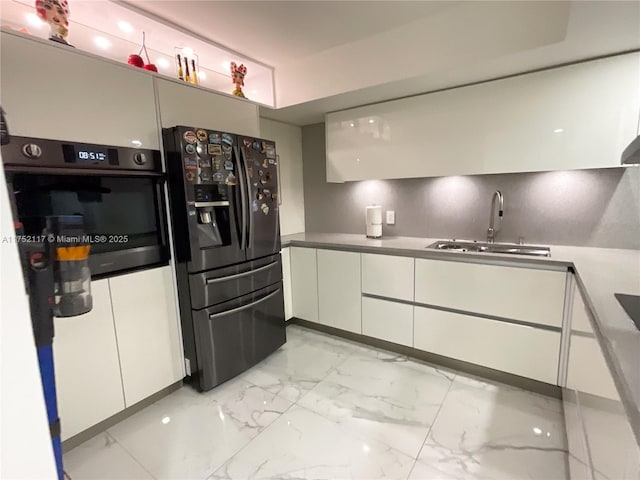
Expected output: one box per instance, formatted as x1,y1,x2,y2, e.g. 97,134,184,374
366,205,382,238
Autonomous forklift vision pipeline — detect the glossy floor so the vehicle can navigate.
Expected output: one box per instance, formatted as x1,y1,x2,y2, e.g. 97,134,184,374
63,325,569,479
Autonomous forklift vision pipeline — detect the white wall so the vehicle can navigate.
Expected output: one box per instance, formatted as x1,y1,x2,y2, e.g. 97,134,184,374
260,118,305,235
0,161,57,479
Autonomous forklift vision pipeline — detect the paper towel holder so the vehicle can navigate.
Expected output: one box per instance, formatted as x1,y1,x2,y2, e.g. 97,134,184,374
365,205,383,239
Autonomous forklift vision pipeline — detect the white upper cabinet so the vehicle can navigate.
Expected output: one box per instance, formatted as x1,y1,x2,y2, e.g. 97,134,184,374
0,32,159,149
156,78,260,136
326,53,640,182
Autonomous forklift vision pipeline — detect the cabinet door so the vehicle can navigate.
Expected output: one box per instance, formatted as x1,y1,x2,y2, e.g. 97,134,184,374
415,258,566,328
53,279,125,440
156,78,259,136
290,247,319,322
281,248,293,321
361,253,414,301
414,306,560,384
567,285,619,400
0,32,159,149
317,249,361,333
109,266,183,407
362,297,413,347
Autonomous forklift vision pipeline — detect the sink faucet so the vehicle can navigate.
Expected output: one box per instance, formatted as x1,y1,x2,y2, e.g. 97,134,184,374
487,190,504,243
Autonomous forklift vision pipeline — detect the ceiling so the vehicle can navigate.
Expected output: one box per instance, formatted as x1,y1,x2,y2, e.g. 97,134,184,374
126,0,640,126
123,1,460,66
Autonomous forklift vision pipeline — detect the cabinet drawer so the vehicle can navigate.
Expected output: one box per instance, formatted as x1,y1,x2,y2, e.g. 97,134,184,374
362,297,413,347
414,306,560,384
362,253,414,301
415,258,566,327
290,247,318,322
567,335,619,400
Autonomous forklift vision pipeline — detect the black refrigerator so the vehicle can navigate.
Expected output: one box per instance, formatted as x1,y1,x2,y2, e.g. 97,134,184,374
163,126,286,391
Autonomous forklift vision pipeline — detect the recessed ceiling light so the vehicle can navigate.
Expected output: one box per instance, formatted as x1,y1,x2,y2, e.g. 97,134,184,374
198,71,207,80
131,140,142,147
350,122,355,127
182,47,194,56
221,61,231,70
368,119,375,124
533,427,542,435
94,36,111,50
156,58,170,69
553,128,564,134
117,21,133,33
25,13,44,28
161,416,170,424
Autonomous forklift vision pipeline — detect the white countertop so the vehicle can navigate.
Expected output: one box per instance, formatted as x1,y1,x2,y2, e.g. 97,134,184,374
281,232,640,444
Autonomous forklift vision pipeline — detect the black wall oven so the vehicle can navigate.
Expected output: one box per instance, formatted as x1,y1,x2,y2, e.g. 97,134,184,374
2,136,169,277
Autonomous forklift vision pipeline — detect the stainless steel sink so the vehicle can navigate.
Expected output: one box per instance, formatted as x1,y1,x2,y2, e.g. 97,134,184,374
427,240,551,257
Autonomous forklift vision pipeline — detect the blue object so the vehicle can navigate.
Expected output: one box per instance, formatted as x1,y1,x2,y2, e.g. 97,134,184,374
37,344,63,480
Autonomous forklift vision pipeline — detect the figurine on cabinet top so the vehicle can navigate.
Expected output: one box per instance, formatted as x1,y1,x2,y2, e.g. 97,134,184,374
35,0,71,46
230,62,247,98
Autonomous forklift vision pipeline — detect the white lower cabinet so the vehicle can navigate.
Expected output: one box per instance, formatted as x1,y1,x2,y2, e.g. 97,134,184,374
362,297,413,347
566,283,619,400
109,266,183,407
415,258,566,328
53,279,125,441
567,336,619,400
290,247,319,322
361,253,414,301
413,306,561,384
317,249,361,333
281,248,293,321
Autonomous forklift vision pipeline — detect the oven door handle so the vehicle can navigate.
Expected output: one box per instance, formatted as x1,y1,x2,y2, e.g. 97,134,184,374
208,289,280,319
205,260,278,284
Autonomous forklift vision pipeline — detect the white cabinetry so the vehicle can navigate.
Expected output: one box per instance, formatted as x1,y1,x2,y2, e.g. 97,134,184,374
326,52,640,181
361,253,414,301
290,247,318,322
54,266,183,440
414,307,561,384
0,32,159,149
362,297,412,347
415,258,566,327
109,266,183,407
317,249,361,333
54,280,125,441
156,78,260,136
566,285,619,400
281,248,293,320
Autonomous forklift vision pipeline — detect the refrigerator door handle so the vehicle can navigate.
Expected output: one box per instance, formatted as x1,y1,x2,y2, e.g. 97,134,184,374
235,146,248,250
239,145,253,250
205,260,278,284
208,289,280,319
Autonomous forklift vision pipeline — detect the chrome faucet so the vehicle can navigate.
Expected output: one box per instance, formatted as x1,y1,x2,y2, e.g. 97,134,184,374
487,190,504,243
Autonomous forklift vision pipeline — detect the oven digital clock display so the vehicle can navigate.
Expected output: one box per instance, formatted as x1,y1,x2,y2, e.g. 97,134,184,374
77,150,108,162
62,143,118,165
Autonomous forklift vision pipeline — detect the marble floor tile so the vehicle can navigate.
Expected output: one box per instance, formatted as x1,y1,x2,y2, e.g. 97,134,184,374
107,379,291,479
63,432,153,480
238,331,355,403
209,405,414,480
414,376,568,479
298,347,453,458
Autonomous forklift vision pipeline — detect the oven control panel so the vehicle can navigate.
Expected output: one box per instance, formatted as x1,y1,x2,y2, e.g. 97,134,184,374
1,136,161,172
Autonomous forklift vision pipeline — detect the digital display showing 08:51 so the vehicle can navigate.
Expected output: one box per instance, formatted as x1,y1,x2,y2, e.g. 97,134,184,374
78,150,108,161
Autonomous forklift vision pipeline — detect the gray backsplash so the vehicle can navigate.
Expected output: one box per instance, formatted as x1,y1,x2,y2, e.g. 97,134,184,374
302,123,640,249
